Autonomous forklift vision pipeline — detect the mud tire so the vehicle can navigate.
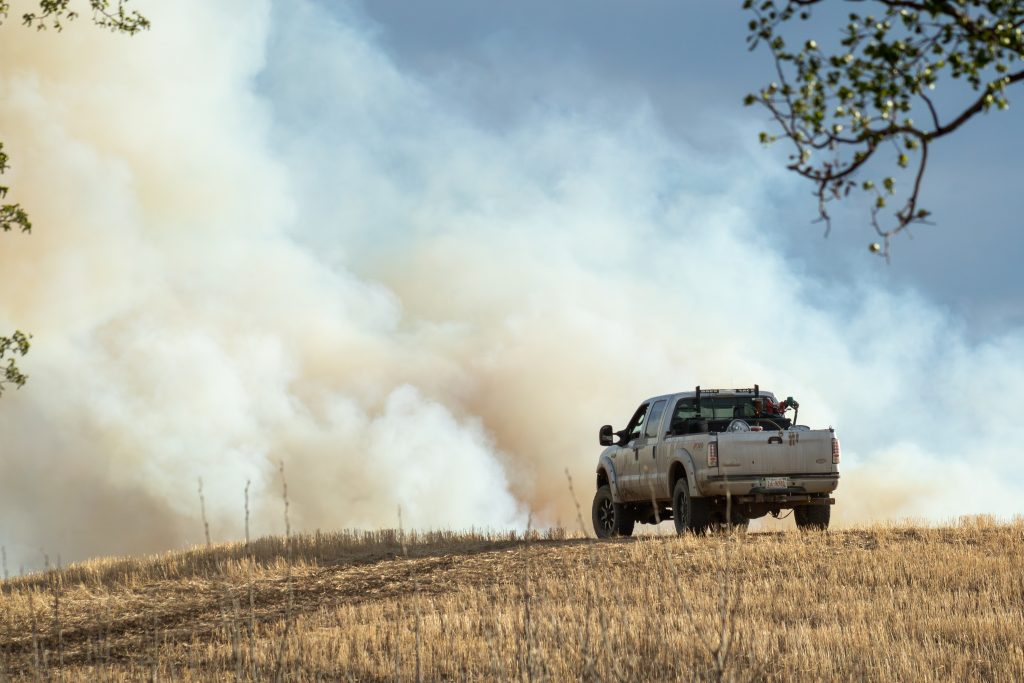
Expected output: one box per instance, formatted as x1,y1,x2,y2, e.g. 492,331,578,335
592,485,634,538
794,502,831,530
672,478,711,534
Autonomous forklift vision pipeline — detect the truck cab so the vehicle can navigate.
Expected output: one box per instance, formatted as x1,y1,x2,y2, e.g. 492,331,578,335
592,385,839,537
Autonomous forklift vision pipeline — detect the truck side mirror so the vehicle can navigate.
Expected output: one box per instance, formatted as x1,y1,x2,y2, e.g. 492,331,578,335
599,425,615,446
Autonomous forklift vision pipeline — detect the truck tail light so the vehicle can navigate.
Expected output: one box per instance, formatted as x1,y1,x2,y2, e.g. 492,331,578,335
708,441,718,467
832,437,841,464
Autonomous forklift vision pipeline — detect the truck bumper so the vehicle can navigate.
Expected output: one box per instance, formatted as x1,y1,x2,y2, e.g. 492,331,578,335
734,492,834,505
698,473,839,498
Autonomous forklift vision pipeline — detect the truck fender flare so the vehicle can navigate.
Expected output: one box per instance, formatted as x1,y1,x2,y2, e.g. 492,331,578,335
669,448,700,498
596,455,622,502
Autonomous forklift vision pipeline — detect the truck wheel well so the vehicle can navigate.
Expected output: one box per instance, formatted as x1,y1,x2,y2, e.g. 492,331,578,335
597,469,609,490
669,462,686,493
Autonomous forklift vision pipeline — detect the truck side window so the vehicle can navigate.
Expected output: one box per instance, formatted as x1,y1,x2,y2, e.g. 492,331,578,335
624,403,650,441
644,400,667,439
668,398,698,435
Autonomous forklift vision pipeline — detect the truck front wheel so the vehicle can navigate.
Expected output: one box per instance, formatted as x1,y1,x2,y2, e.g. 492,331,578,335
592,485,634,538
673,478,711,534
794,503,830,530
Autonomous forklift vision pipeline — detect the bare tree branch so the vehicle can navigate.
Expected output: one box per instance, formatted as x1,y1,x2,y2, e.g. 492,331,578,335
745,0,1024,258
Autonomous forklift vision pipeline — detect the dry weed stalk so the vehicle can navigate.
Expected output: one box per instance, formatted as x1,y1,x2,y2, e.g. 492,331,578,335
519,513,534,683
244,480,257,681
707,477,762,683
0,596,7,682
393,597,402,682
26,589,40,678
197,478,212,549
397,506,422,683
272,459,295,682
711,486,744,682
149,610,159,682
50,556,64,678
564,469,618,681
197,478,250,680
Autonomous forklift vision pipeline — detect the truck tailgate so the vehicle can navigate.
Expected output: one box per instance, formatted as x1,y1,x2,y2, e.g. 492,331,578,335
717,430,834,477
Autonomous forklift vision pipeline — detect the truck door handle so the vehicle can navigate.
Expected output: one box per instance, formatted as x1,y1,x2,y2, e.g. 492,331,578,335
768,436,783,445
633,448,639,461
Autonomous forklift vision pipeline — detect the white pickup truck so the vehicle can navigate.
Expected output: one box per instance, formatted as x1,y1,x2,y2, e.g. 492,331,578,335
592,386,839,537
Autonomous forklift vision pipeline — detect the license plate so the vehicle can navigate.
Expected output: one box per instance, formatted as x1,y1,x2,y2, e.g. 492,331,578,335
761,477,790,489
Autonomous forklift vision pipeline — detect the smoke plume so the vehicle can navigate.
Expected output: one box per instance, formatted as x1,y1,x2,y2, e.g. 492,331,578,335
0,0,1021,567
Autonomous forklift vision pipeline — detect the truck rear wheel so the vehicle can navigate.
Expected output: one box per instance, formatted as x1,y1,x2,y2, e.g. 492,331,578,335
794,503,830,530
592,485,634,538
672,478,711,534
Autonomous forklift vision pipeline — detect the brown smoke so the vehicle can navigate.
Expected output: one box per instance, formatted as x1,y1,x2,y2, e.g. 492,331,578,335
0,1,1021,568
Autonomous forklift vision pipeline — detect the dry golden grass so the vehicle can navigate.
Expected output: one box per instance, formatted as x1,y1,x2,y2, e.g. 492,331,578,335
1,520,1023,681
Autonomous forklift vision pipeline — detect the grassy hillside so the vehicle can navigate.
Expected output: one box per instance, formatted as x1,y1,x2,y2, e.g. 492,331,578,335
1,521,1023,681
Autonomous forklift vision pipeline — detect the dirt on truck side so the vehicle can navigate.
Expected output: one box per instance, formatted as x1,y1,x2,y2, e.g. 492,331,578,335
593,385,839,537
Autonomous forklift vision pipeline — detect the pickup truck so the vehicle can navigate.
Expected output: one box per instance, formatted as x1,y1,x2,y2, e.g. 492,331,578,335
591,386,839,537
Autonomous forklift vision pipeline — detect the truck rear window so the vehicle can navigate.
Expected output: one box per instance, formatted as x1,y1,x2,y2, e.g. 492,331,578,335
668,396,787,434
672,397,761,420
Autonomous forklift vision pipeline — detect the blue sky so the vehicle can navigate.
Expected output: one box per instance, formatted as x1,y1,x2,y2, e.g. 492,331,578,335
350,0,1024,334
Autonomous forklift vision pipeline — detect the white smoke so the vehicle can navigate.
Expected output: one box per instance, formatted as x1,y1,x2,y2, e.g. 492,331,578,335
0,0,1021,568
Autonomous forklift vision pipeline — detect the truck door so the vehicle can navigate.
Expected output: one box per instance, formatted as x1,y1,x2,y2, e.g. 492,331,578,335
655,396,695,498
615,402,650,501
634,399,668,501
